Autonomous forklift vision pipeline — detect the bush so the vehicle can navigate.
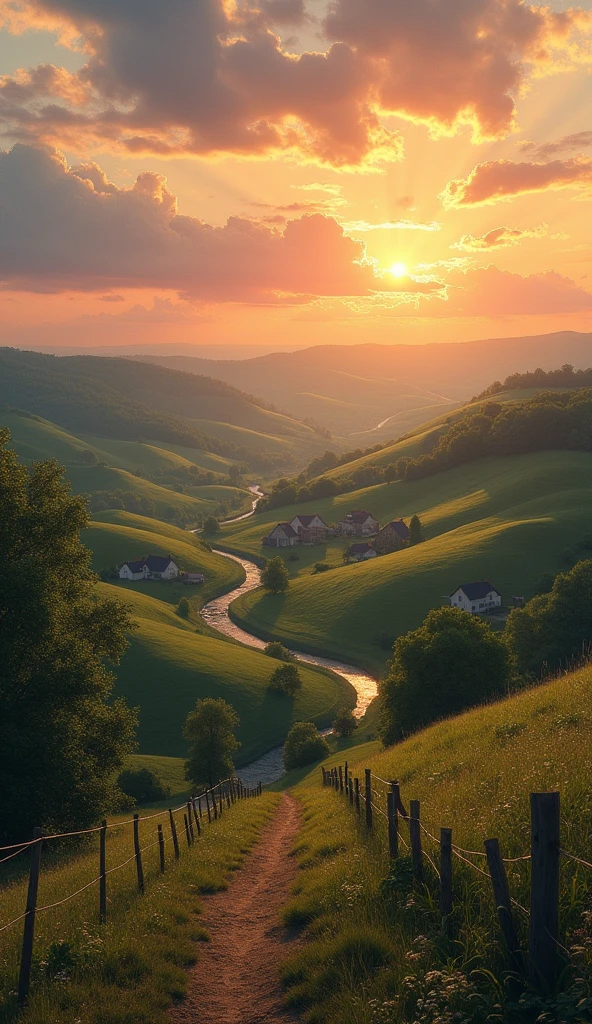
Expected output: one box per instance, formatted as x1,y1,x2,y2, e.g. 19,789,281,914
264,641,295,661
117,767,171,805
268,663,302,696
284,722,330,770
176,597,190,618
380,606,510,743
203,516,220,535
312,561,331,574
261,555,289,594
333,706,357,738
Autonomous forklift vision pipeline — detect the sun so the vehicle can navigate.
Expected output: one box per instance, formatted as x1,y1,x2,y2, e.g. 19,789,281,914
389,261,408,278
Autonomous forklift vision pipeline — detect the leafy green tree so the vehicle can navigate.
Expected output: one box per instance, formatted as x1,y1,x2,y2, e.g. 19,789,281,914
184,697,239,788
384,463,397,483
118,767,171,805
408,514,424,546
261,555,289,594
268,663,302,696
333,707,357,738
264,641,294,661
379,607,510,744
284,722,330,771
176,597,190,618
203,516,220,535
505,560,592,678
0,431,137,844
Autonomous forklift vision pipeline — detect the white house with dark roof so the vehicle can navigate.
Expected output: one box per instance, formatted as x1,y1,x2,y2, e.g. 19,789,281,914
264,523,298,548
119,554,179,581
337,510,380,537
347,542,377,562
289,513,330,544
450,582,502,615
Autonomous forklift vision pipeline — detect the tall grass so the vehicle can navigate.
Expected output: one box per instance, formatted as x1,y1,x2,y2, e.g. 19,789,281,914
0,794,279,1023
280,667,592,1022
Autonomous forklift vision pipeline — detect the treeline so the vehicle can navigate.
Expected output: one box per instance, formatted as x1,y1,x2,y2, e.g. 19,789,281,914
476,362,592,400
394,389,592,482
258,445,397,511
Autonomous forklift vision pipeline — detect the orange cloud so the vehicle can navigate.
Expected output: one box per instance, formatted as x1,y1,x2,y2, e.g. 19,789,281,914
441,157,592,208
451,224,547,250
443,265,592,315
0,0,589,164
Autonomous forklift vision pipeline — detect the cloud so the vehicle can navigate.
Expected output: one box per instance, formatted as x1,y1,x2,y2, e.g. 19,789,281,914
451,224,547,250
520,131,592,160
0,143,411,299
0,0,589,165
343,219,440,232
443,265,592,315
77,297,214,325
441,157,592,208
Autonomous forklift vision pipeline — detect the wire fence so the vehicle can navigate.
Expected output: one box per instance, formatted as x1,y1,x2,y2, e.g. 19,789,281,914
322,761,591,993
0,775,263,1008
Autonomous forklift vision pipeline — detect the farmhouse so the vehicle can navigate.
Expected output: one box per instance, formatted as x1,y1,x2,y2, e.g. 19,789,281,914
347,542,377,562
263,523,298,548
118,554,179,581
450,582,502,615
337,510,379,537
373,519,410,554
290,513,330,544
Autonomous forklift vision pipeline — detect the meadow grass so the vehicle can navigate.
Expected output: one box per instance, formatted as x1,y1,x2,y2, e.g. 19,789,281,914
126,756,189,798
0,794,279,1024
229,451,592,673
278,666,592,1023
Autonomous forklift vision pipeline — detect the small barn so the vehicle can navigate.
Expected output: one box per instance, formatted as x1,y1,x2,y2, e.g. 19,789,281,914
337,510,380,537
449,582,502,615
263,523,298,548
373,519,410,554
290,514,330,544
347,542,377,563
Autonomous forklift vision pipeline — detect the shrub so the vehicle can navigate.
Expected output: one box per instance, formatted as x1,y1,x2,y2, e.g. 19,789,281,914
176,597,190,618
312,561,331,574
284,722,330,770
203,516,220,535
117,767,171,805
264,641,295,661
268,663,302,696
333,706,357,738
261,555,289,594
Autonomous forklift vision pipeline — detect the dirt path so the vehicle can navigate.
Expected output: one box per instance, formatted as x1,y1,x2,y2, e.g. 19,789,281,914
170,794,302,1024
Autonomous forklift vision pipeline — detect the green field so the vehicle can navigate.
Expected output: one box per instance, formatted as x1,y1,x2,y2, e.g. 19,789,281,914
278,666,592,1023
127,754,189,796
229,450,592,672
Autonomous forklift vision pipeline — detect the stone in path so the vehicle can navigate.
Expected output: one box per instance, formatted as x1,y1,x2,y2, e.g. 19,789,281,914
169,793,301,1024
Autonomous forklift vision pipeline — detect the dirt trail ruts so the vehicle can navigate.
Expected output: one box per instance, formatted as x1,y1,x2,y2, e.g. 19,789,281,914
169,794,302,1024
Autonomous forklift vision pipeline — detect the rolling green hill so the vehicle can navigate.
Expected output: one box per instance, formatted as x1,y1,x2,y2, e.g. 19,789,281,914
229,450,592,673
97,582,353,763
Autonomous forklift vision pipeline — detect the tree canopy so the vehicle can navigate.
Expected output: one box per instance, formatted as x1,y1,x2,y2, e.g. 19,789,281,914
261,555,289,594
184,697,240,788
333,707,357,738
379,606,510,744
284,722,330,771
0,430,137,844
267,663,302,696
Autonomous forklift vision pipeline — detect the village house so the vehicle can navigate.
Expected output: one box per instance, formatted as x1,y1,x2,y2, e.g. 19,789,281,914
337,510,379,537
290,513,330,545
263,523,298,548
347,542,377,563
449,582,502,615
118,554,180,581
373,519,410,555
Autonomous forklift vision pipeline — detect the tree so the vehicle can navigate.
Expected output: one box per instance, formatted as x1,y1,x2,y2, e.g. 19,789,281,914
118,767,171,805
203,516,220,535
384,463,397,483
408,514,424,546
261,556,289,594
0,432,137,844
505,560,592,678
184,697,240,788
333,707,357,738
264,641,294,661
379,606,510,744
268,663,302,696
312,561,331,574
176,597,190,618
284,722,330,771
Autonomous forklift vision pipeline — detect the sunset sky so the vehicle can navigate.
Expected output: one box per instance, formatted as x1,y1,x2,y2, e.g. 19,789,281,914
1,0,592,352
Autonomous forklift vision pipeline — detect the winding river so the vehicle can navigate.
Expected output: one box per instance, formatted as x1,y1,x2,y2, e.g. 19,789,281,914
199,493,378,784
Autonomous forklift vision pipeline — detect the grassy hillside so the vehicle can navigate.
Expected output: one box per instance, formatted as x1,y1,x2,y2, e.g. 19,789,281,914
98,582,353,763
279,666,592,1023
229,451,592,672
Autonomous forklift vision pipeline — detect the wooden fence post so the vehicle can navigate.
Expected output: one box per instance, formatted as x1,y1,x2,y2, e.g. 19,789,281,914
354,778,360,814
205,790,212,822
440,828,453,928
349,777,354,806
387,791,398,859
212,787,218,820
99,819,107,924
529,792,560,991
218,786,224,816
365,769,373,829
344,761,348,792
192,799,201,837
158,824,166,873
133,814,145,893
197,795,203,818
169,808,180,859
484,838,523,976
339,766,344,793
183,812,191,847
409,800,422,881
226,783,231,809
186,802,195,842
259,781,262,796
17,828,43,1008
